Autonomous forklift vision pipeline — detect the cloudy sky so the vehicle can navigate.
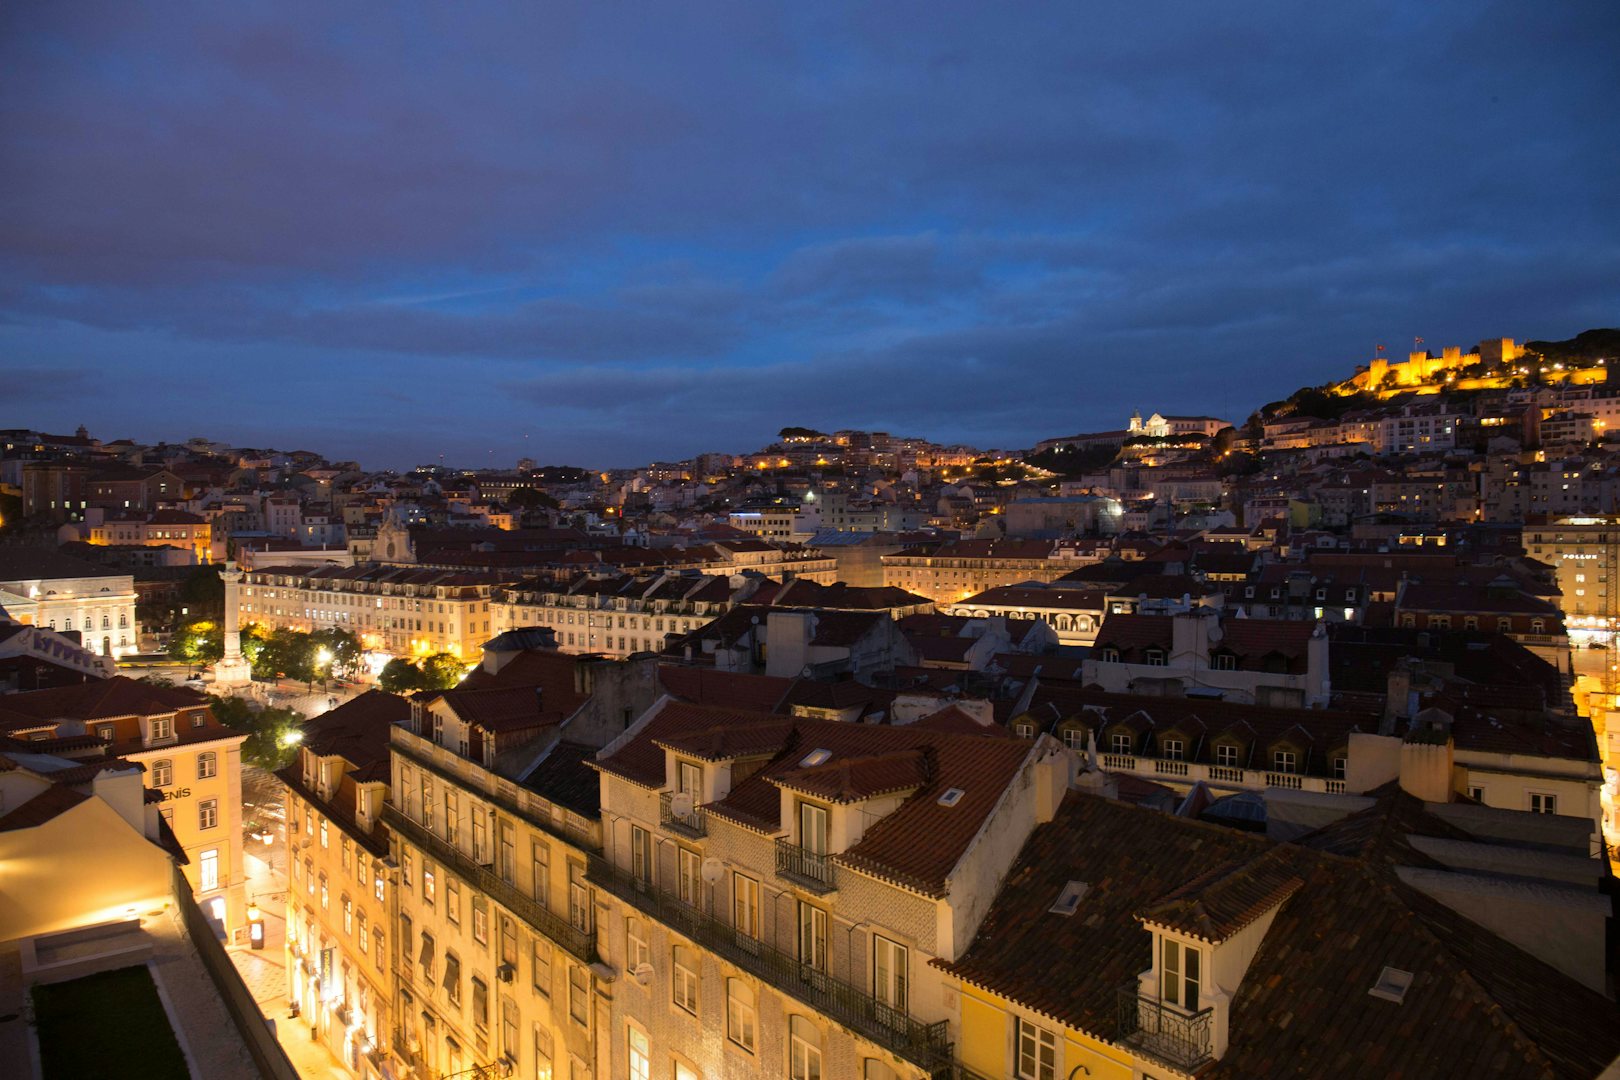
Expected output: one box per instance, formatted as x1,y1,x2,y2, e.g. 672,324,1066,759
3,1,1617,469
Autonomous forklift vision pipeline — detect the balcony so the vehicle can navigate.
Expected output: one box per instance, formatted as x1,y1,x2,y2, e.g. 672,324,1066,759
383,806,596,964
659,792,706,839
775,838,837,892
1117,986,1213,1071
587,855,951,1074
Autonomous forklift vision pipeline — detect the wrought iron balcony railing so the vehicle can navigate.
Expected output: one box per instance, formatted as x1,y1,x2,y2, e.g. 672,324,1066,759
384,805,596,963
658,791,707,838
775,837,836,891
1116,985,1214,1071
587,854,951,1075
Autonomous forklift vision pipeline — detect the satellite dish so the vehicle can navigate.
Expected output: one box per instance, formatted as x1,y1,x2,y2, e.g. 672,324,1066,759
670,792,695,818
701,857,724,885
632,963,654,987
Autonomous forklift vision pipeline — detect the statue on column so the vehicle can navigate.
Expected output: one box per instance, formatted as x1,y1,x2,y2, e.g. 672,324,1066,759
211,560,254,688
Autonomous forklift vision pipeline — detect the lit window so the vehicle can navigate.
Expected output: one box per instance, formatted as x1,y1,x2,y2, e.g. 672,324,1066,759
1017,1017,1056,1080
198,798,218,830
726,977,757,1052
628,1028,650,1080
151,759,173,787
790,1016,823,1080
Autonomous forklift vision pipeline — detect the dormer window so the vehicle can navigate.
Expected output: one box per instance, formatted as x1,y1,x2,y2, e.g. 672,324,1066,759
1214,653,1236,671
1215,743,1240,767
798,802,829,855
1014,722,1035,738
1101,648,1121,663
1110,732,1132,754
1530,618,1544,633
1143,648,1166,666
1272,749,1296,774
1160,738,1183,761
1061,727,1084,750
1161,938,1201,1012
150,716,173,742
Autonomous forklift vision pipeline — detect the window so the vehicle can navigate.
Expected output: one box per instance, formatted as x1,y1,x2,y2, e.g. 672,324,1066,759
358,910,368,951
151,759,173,787
677,848,701,906
726,978,756,1052
196,752,217,779
343,895,353,934
1109,732,1132,755
677,760,701,796
446,878,461,924
471,976,489,1031
502,998,520,1062
873,936,907,1012
628,1028,650,1080
150,716,173,741
472,896,488,943
1144,648,1166,666
1061,727,1084,749
319,874,329,910
444,951,462,1007
798,902,827,973
320,818,328,849
568,965,589,1026
1161,938,1200,1011
1529,792,1557,815
375,871,386,903
1332,756,1347,780
199,849,219,891
402,850,414,888
423,865,436,906
733,873,760,942
1161,738,1183,761
799,801,828,855
531,839,549,905
532,938,552,997
672,945,698,1014
1272,750,1296,774
533,1024,553,1080
626,918,648,973
568,863,592,933
199,799,218,830
790,1016,823,1080
373,929,385,969
1215,743,1239,767
629,825,652,884
1017,1017,1057,1080
1214,653,1237,671
1101,648,1120,663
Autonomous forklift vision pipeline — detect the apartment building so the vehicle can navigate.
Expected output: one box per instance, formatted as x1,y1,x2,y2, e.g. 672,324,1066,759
1523,516,1619,635
87,509,217,564
281,691,410,1076
586,697,1067,1080
945,584,1108,647
384,643,659,1080
492,572,748,658
883,539,1105,603
240,563,505,661
0,676,248,933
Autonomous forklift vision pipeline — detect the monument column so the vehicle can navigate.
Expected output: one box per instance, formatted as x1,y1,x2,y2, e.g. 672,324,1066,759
211,560,253,688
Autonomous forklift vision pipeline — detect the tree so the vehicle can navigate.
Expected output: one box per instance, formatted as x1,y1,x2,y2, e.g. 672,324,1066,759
421,652,468,690
378,658,427,694
507,487,559,512
167,620,223,665
309,627,362,680
254,627,317,685
209,695,305,771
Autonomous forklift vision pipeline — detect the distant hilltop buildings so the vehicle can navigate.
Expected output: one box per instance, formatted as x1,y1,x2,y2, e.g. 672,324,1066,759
1341,337,1608,398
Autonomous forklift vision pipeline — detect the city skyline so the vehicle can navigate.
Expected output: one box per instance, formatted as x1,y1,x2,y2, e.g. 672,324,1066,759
4,1,1618,467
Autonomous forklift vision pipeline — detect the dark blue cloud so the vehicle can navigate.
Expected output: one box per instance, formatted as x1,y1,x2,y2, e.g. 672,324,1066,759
1,0,1617,467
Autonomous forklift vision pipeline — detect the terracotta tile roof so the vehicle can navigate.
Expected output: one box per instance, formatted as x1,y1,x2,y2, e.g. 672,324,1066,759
909,705,1012,738
1091,613,1172,655
0,675,208,723
454,650,588,720
437,685,551,734
772,747,933,804
0,784,89,831
1137,845,1305,943
299,690,411,773
656,667,793,713
592,701,788,788
655,720,797,762
938,792,1620,1080
519,740,602,817
0,548,125,582
956,585,1108,611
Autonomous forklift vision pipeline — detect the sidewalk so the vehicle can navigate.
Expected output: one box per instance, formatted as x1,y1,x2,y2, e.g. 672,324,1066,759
230,836,353,1079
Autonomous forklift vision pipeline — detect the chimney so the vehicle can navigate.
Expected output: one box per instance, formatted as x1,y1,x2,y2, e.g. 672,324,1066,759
1398,709,1456,802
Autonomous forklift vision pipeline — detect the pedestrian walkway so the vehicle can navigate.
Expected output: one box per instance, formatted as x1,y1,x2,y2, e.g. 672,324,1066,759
148,912,261,1080
229,818,353,1079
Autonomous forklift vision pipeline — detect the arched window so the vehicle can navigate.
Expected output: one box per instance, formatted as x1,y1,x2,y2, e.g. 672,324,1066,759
725,978,756,1052
197,752,217,779
790,1016,822,1080
151,759,173,787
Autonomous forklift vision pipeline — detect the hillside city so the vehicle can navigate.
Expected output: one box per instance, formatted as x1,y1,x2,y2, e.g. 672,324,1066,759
5,326,1620,1079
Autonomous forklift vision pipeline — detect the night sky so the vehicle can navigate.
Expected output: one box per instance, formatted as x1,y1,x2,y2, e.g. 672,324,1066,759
3,2,1617,469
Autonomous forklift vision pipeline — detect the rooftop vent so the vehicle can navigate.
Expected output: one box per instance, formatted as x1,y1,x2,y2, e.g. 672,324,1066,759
799,748,832,768
1368,966,1413,1004
937,788,965,807
1049,880,1090,916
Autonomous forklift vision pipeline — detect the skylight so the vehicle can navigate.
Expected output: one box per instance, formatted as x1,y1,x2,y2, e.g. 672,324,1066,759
799,748,832,768
937,787,965,807
1368,966,1413,1004
1049,880,1090,916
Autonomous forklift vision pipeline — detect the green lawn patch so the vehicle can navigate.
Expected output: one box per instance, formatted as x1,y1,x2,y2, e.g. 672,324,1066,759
32,965,189,1080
